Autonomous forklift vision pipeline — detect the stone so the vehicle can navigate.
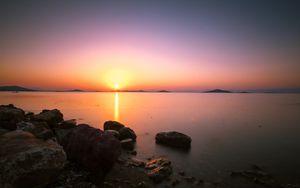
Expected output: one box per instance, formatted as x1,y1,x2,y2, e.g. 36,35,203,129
105,129,120,139
0,104,25,130
17,121,54,140
119,127,137,141
0,131,66,188
61,124,121,185
103,120,125,131
155,131,191,149
54,119,77,129
146,158,172,183
0,128,9,136
33,109,63,127
121,138,135,150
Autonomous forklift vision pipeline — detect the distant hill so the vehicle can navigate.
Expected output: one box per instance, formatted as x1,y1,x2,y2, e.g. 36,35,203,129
158,90,170,92
205,89,232,93
0,86,35,91
63,89,85,92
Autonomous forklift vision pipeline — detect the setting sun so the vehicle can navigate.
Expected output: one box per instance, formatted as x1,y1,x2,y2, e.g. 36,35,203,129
104,70,130,90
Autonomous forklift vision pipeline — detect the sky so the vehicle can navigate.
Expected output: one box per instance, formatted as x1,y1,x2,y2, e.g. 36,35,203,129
0,0,300,91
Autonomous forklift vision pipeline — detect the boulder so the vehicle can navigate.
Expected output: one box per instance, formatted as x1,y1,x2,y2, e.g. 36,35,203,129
119,127,137,141
32,109,63,127
155,131,191,149
104,129,120,139
103,120,124,131
0,104,25,130
120,138,135,150
61,124,121,185
54,119,77,129
17,121,54,140
146,158,172,183
0,131,66,188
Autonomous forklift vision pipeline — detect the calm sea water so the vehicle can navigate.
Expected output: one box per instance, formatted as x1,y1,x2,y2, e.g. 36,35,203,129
1,92,300,185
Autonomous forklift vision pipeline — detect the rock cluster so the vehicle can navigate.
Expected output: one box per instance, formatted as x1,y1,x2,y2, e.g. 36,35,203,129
0,104,121,188
104,120,137,150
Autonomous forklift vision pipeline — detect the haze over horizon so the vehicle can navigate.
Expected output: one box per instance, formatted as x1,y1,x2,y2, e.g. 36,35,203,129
1,0,300,91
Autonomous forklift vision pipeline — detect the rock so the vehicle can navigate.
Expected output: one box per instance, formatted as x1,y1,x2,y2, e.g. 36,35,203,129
119,127,137,141
0,104,25,130
0,131,66,188
147,166,172,183
146,158,172,183
155,131,191,149
127,158,145,167
54,128,73,145
171,179,180,186
104,120,125,131
121,138,135,150
17,121,54,140
178,171,185,176
105,129,120,139
129,150,137,155
0,128,9,136
33,109,63,127
61,124,121,185
54,119,77,129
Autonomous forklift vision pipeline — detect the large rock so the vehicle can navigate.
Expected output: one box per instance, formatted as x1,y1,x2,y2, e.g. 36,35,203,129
54,119,77,129
17,121,54,140
155,131,191,149
103,120,124,131
0,131,66,188
119,127,137,141
61,124,121,185
120,138,135,150
0,104,25,130
32,109,63,127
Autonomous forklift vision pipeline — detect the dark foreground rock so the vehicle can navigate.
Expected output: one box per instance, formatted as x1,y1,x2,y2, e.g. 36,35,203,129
17,121,54,140
0,104,25,130
121,138,135,150
104,120,125,131
32,109,63,127
155,131,191,149
0,131,66,188
61,124,121,185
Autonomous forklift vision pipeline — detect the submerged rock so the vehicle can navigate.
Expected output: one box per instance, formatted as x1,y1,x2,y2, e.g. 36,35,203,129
155,131,191,149
0,131,66,188
119,127,137,141
33,109,63,127
104,120,125,131
146,158,172,183
0,104,25,130
61,124,121,185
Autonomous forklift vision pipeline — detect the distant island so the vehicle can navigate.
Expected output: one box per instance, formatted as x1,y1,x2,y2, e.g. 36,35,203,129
0,86,36,92
205,89,232,93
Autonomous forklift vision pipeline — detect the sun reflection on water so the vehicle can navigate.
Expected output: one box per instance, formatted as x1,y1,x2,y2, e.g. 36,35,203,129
114,92,119,121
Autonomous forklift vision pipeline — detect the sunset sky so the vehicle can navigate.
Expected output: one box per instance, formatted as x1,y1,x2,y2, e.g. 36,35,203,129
1,0,300,91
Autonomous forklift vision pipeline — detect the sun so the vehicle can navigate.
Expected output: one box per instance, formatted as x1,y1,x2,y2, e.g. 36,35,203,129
104,70,130,90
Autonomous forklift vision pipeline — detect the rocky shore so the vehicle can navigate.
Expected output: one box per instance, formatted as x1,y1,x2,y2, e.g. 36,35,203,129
1,104,298,188
0,104,197,188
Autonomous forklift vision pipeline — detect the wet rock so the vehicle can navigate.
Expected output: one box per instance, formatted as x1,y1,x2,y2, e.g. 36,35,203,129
155,131,191,149
0,131,66,188
61,124,121,185
121,138,135,150
33,109,63,127
127,158,145,167
146,158,172,183
119,127,137,141
17,121,54,140
147,166,172,183
171,179,180,186
184,176,196,183
0,104,25,130
104,120,125,131
129,150,137,155
105,129,120,139
137,181,147,188
54,128,73,144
